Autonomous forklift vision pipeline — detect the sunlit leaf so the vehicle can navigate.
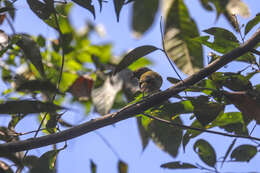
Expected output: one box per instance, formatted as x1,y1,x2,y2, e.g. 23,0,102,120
131,0,159,37
0,29,8,51
0,160,13,173
245,13,260,35
72,0,95,19
193,139,216,167
118,160,128,173
226,0,250,18
16,34,45,77
0,100,64,114
161,161,197,169
231,145,257,162
114,45,159,74
164,0,203,75
91,75,123,115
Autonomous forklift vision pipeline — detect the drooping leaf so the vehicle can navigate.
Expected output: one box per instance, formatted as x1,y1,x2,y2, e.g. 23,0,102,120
131,0,159,37
161,161,197,169
118,160,128,173
27,0,53,20
136,117,150,151
189,96,224,126
193,139,216,167
91,75,123,115
245,13,260,35
231,145,257,162
16,34,45,77
72,0,95,19
16,79,60,94
147,103,183,158
30,150,60,173
90,160,97,173
68,75,94,101
0,100,64,114
113,0,125,22
164,0,203,75
223,91,260,123
114,45,159,74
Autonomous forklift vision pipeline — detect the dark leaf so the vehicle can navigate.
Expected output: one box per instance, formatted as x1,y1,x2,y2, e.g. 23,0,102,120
136,117,150,151
114,45,159,74
189,96,224,126
0,100,64,114
97,0,103,12
90,160,96,173
113,0,125,22
164,0,203,75
30,150,60,173
8,114,26,130
16,34,45,77
203,27,238,42
3,0,15,20
131,0,159,37
231,145,257,162
16,80,60,94
167,77,180,84
23,155,39,168
245,13,260,35
223,91,260,123
161,161,197,169
118,160,128,173
27,0,53,20
199,0,213,11
193,139,216,167
72,0,95,19
147,103,183,157
0,160,13,173
68,75,94,101
0,7,15,14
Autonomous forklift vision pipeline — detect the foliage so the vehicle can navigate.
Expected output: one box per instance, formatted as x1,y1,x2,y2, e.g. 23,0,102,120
0,0,260,172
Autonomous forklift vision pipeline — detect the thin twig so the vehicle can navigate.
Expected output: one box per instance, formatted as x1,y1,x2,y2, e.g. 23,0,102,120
251,49,260,56
141,113,260,141
159,17,183,82
5,15,15,34
94,131,121,159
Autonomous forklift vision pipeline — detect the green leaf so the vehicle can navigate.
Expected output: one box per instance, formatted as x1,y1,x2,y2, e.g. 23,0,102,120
30,150,60,173
147,104,183,157
90,160,97,173
161,161,197,169
164,0,203,75
203,27,238,42
114,45,159,74
72,0,95,19
16,34,45,77
113,0,125,22
231,145,257,162
118,160,128,173
131,0,159,37
136,117,150,151
189,96,224,126
0,100,64,115
193,139,216,167
245,13,260,35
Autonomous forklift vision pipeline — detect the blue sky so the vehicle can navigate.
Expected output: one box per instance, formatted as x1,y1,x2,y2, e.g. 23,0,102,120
1,0,260,172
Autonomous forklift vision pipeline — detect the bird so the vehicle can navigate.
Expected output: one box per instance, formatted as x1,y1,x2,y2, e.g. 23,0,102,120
132,67,163,95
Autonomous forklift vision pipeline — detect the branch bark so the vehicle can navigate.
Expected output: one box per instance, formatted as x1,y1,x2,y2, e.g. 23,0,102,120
1,29,260,154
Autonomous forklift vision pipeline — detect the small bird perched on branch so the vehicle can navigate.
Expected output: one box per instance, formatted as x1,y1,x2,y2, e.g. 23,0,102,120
133,67,163,95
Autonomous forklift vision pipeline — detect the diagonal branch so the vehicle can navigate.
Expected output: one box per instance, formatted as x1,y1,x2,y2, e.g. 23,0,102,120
0,29,260,154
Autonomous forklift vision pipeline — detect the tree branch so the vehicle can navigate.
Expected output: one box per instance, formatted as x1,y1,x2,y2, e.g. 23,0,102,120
0,29,260,154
